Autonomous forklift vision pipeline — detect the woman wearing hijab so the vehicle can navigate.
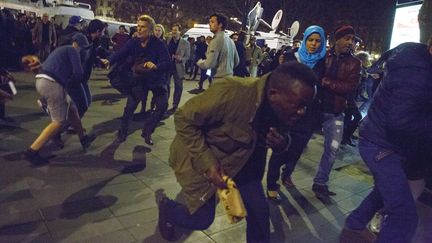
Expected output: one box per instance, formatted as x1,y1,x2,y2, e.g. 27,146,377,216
266,25,327,202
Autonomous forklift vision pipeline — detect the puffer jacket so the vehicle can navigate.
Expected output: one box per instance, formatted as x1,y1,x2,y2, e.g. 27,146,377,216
360,42,432,158
320,49,361,114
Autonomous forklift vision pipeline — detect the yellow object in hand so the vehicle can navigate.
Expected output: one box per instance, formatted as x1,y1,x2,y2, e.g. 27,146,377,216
217,176,248,224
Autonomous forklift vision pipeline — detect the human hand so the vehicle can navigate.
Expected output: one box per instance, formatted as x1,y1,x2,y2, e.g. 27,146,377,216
21,55,41,73
206,164,227,189
266,127,289,153
321,77,331,87
196,59,205,65
370,73,380,79
100,59,110,69
143,61,157,70
278,54,285,64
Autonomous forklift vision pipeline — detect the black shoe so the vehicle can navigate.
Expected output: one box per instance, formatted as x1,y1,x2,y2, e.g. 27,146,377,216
51,133,64,149
161,112,171,120
80,134,96,150
116,129,127,143
312,184,332,202
267,190,282,203
155,190,175,241
195,88,205,94
141,130,154,145
325,186,337,196
25,148,49,166
342,138,356,147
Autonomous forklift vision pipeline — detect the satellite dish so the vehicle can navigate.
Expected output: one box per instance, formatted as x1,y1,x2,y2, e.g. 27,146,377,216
289,20,300,38
247,1,263,33
271,10,283,30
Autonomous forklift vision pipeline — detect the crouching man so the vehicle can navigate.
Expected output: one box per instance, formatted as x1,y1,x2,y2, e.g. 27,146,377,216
156,62,317,242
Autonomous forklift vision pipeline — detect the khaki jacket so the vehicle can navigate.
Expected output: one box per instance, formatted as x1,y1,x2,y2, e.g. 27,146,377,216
246,44,263,67
169,74,269,213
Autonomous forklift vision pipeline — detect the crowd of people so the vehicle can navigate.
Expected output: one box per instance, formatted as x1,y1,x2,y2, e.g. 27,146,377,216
1,8,432,243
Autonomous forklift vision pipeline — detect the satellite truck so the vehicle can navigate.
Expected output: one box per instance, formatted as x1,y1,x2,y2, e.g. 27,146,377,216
184,2,299,50
0,0,135,36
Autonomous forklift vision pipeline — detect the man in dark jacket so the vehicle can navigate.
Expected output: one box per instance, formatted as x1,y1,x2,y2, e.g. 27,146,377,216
312,25,361,201
340,40,432,243
104,15,170,144
57,16,83,46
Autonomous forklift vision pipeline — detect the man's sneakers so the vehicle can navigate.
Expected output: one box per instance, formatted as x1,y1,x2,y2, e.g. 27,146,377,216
155,189,175,241
25,148,49,166
80,134,96,151
339,227,377,243
312,183,336,202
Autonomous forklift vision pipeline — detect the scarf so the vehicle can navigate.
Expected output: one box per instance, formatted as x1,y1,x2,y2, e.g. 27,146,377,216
298,25,327,68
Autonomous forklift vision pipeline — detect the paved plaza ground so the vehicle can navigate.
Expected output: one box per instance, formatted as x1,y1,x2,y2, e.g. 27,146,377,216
1,70,431,243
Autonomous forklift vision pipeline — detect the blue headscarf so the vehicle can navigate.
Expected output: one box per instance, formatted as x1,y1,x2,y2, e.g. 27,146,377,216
298,25,327,68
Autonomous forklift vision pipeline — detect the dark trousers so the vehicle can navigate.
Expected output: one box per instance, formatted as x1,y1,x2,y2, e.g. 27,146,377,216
120,85,167,135
198,69,211,89
266,103,319,190
0,103,5,118
266,129,314,191
38,42,51,62
165,180,270,242
191,64,199,80
167,71,183,108
343,104,361,141
67,82,91,118
346,139,418,242
140,89,156,113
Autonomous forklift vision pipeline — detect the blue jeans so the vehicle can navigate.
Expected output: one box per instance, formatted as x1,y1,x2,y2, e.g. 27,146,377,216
314,113,344,185
346,139,418,243
165,180,270,242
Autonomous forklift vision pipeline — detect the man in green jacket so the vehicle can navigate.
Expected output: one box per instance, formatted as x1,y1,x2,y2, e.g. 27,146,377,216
157,62,317,242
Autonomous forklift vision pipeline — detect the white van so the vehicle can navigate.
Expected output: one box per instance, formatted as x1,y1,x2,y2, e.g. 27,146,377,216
184,24,233,39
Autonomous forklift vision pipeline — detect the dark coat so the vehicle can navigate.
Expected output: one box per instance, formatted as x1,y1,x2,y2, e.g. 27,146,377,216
109,37,170,89
233,41,249,77
360,43,432,158
320,49,361,114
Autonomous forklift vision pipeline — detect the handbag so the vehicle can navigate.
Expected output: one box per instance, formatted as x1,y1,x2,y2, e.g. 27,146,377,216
217,176,248,224
107,58,135,95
